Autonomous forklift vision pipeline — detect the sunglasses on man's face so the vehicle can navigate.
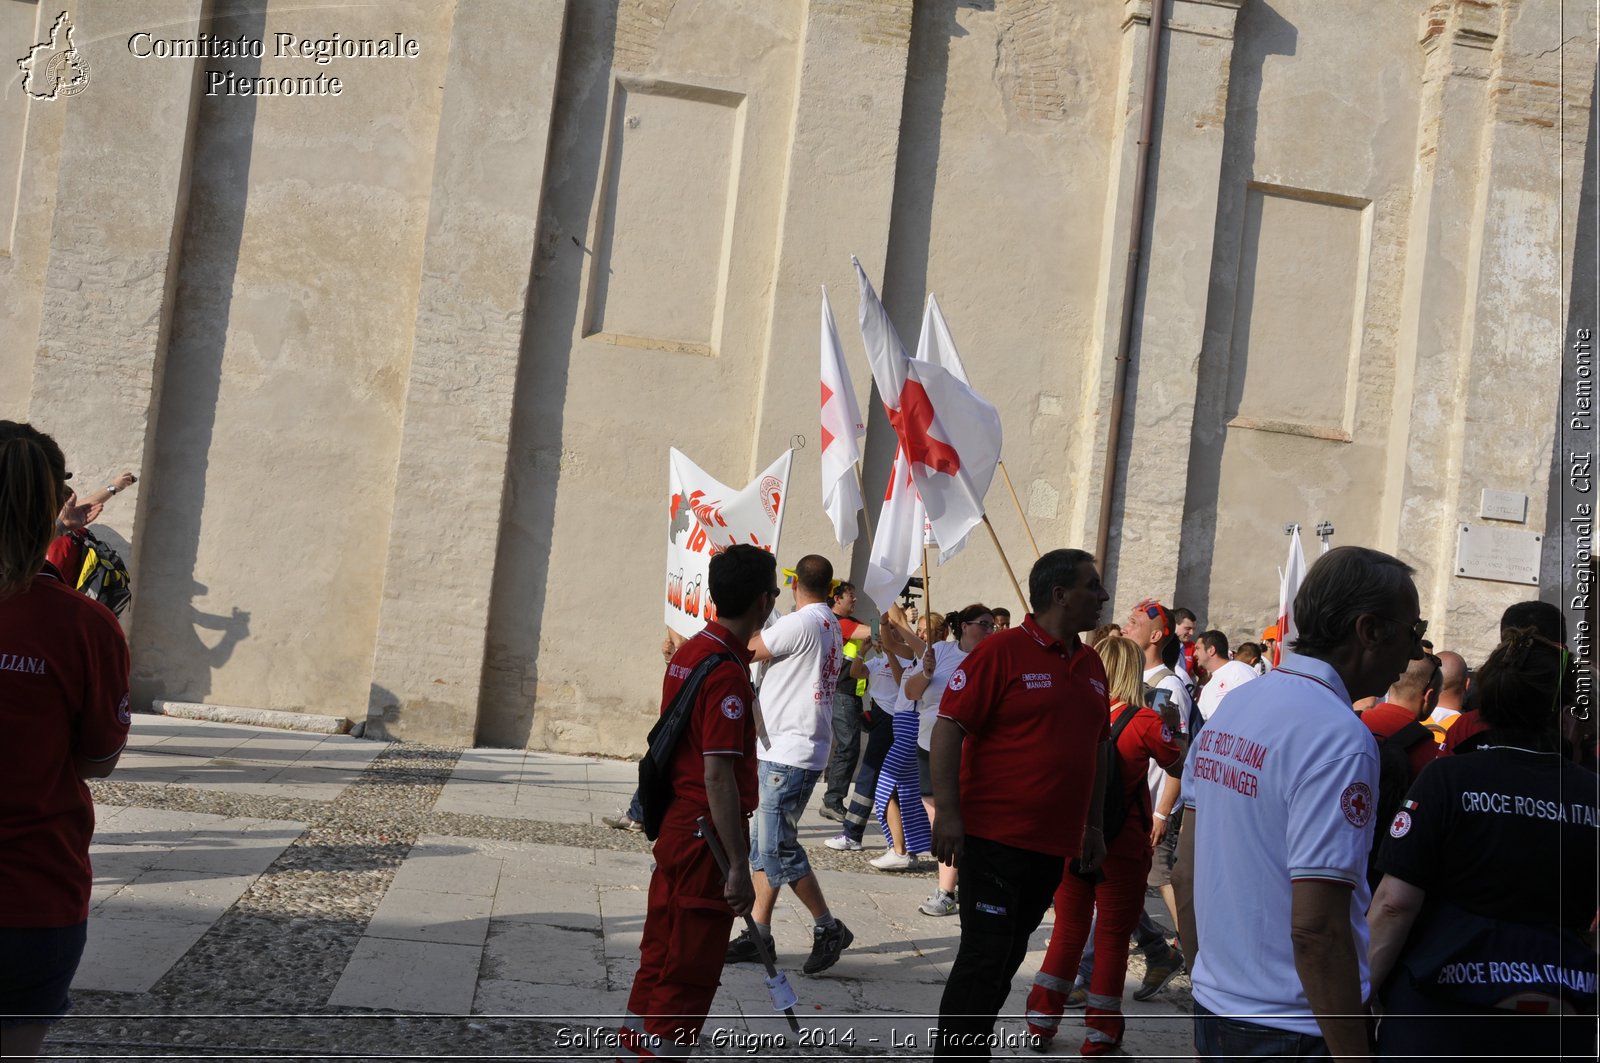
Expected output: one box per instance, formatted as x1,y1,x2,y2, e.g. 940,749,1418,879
1379,616,1429,643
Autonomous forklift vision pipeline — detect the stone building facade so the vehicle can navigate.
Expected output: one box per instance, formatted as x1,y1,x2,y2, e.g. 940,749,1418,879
1,0,1593,752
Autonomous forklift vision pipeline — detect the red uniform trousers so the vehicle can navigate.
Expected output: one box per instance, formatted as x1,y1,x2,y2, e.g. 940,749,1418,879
618,818,738,1060
1025,825,1153,1054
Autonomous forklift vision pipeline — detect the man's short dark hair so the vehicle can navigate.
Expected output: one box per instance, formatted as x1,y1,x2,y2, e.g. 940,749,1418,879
1500,600,1566,644
831,580,856,605
1173,607,1198,627
1029,549,1095,612
992,607,1011,622
793,554,833,598
709,545,776,619
1289,546,1416,657
1198,630,1229,658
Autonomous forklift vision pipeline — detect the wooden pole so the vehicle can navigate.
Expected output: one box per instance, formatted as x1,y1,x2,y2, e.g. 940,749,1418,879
983,514,1028,612
997,460,1041,559
921,545,931,628
853,463,875,543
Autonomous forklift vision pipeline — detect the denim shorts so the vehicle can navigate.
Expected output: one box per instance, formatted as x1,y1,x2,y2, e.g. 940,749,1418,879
748,760,821,887
0,922,87,1027
1193,1001,1330,1060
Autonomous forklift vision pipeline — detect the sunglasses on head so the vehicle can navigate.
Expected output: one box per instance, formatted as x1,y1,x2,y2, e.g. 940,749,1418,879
1135,599,1170,637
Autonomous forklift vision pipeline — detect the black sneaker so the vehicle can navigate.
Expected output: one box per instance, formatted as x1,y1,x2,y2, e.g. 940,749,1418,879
802,920,853,974
818,802,847,823
725,928,766,964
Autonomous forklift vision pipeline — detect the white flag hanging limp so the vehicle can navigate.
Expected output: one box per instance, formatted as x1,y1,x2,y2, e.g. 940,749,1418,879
819,286,866,546
1275,525,1308,666
854,258,1001,562
863,445,926,614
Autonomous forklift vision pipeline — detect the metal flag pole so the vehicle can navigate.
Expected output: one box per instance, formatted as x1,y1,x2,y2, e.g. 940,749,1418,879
696,817,801,1033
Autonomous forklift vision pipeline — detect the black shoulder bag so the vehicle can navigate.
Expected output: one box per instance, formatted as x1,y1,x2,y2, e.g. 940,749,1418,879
637,651,738,840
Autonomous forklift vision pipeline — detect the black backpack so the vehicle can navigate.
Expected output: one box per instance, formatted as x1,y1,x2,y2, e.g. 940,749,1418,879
1367,720,1432,889
75,530,132,617
1099,704,1144,844
637,651,739,840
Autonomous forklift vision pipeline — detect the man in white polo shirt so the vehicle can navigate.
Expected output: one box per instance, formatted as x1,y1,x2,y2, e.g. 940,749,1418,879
724,554,852,975
1184,546,1424,1059
1192,630,1258,723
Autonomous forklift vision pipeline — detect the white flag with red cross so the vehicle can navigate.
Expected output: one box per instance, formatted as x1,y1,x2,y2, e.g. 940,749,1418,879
819,287,866,546
853,257,1001,561
863,444,926,613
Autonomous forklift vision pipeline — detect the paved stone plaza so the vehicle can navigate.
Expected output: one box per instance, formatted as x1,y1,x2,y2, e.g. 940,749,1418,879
52,714,1194,1060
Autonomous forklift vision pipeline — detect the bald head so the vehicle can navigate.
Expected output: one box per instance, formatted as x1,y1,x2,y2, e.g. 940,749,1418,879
1386,654,1443,718
1435,650,1469,710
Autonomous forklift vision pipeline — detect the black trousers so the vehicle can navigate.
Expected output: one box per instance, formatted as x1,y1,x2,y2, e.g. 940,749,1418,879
822,689,863,807
935,835,1065,1058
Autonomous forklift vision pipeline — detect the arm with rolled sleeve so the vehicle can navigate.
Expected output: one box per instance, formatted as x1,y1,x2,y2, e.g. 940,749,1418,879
750,608,810,664
1286,752,1378,1062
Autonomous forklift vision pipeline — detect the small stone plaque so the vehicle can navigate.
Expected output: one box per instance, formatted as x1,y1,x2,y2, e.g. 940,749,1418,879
1479,489,1528,523
1455,523,1540,585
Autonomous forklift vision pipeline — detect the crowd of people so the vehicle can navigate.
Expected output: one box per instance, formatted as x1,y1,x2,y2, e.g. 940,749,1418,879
1,417,1592,1063
619,541,1597,1061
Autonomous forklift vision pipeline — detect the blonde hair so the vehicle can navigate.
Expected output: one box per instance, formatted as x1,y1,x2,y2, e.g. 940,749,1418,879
918,611,948,643
0,422,68,600
1093,636,1147,708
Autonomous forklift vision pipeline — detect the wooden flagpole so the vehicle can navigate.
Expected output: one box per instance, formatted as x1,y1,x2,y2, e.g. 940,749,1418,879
921,545,931,629
983,515,1028,612
853,463,875,543
997,460,1040,558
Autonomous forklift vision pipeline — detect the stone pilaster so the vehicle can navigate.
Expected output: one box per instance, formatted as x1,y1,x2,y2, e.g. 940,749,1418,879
1384,1,1585,660
744,0,915,581
1072,0,1244,609
366,1,570,744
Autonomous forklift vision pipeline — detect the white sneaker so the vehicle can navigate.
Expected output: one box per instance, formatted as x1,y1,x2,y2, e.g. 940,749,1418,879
825,833,864,851
870,849,914,870
919,889,958,916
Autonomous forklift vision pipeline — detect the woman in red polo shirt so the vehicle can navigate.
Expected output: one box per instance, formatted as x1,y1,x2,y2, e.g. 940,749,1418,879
0,422,130,1061
1025,636,1183,1056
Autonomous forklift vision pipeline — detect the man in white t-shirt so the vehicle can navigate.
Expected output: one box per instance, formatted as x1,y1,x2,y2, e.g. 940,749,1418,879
1184,546,1424,1059
1193,631,1258,722
724,555,853,975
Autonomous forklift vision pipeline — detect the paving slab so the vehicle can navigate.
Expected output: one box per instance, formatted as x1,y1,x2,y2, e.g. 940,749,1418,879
77,805,305,994
328,936,482,1014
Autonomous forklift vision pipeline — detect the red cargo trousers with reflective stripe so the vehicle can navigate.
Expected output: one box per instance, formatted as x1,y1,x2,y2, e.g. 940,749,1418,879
618,820,739,1060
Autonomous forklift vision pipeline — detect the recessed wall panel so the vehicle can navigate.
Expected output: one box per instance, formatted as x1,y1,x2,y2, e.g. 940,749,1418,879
584,80,742,354
1226,184,1371,439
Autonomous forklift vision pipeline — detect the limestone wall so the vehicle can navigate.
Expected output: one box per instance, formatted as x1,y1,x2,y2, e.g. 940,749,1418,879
0,0,1590,752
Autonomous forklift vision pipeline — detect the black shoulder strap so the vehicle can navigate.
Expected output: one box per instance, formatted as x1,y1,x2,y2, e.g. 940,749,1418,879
1110,704,1140,743
644,650,739,768
1388,721,1432,752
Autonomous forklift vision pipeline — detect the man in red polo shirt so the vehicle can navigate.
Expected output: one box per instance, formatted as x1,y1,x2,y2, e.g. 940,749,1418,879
1359,654,1441,786
928,548,1112,1058
618,545,777,1061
